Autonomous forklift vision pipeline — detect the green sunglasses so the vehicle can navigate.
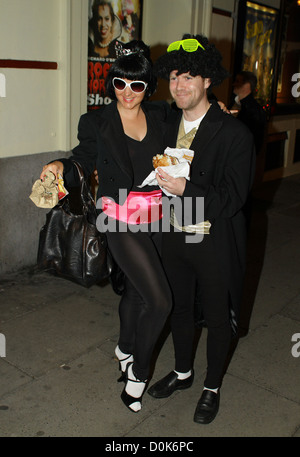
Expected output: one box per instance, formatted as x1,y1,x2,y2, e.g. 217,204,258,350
167,38,205,53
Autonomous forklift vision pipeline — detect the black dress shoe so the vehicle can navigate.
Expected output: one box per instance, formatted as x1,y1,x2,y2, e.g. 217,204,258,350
193,390,220,424
147,370,194,399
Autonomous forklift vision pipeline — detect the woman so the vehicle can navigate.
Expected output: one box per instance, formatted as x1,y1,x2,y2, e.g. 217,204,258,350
88,0,121,58
40,40,172,413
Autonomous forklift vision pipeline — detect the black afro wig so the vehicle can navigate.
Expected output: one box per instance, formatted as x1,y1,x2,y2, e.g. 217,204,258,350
154,34,229,87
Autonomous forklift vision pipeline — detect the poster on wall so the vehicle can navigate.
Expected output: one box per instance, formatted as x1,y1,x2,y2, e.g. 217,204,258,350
241,1,278,109
87,0,143,110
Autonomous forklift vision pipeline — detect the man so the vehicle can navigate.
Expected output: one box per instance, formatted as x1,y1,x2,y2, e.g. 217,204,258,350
88,0,120,58
232,71,267,223
147,35,256,424
231,70,267,155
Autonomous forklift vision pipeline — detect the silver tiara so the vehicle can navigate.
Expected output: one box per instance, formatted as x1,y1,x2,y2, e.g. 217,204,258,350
115,41,138,58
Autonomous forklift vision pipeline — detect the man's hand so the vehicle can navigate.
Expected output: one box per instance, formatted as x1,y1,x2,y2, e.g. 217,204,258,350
156,168,186,196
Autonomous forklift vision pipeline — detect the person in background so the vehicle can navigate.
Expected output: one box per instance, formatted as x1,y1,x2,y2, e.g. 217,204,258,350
231,70,267,155
147,34,256,424
40,40,172,414
231,71,267,225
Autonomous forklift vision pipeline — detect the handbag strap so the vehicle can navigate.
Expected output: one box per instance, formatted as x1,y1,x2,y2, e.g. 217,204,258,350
72,161,97,217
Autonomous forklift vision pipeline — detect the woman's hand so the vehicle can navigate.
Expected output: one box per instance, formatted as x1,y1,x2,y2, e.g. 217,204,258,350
94,169,99,184
40,161,64,182
156,168,186,196
217,101,238,115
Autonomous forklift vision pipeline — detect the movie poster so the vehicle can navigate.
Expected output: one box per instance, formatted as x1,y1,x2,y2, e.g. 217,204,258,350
87,0,142,110
242,1,278,108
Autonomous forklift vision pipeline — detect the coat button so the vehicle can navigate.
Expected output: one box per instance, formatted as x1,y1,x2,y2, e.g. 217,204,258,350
110,177,114,182
103,159,108,164
199,171,206,175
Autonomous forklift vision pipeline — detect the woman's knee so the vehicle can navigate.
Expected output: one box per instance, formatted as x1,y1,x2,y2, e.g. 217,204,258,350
151,290,172,318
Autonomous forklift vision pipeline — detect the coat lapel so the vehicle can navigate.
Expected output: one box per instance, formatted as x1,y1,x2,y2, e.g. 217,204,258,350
96,102,133,180
165,109,182,148
165,102,224,165
189,102,223,167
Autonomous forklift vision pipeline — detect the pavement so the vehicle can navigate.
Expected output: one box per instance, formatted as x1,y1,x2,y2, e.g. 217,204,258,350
0,173,300,440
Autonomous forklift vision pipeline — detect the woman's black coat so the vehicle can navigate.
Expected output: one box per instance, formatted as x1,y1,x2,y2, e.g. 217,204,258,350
62,100,169,205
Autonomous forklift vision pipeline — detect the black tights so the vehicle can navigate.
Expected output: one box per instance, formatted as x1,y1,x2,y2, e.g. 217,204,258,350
106,229,172,381
162,231,232,389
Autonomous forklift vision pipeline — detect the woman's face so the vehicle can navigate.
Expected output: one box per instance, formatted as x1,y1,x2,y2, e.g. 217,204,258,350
97,5,113,43
114,78,146,110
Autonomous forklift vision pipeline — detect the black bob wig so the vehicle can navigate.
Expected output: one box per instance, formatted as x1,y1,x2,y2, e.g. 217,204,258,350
105,40,157,100
154,34,229,87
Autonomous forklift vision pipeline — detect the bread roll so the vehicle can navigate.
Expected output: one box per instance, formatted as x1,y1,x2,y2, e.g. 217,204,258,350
152,154,179,169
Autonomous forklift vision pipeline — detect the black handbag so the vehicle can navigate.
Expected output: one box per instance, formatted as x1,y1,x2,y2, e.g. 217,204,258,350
37,161,111,287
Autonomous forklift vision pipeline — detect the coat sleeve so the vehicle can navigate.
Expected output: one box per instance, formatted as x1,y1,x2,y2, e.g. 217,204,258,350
183,122,256,221
60,113,98,187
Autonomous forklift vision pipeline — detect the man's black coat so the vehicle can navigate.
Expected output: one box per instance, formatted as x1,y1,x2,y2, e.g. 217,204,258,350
164,101,256,331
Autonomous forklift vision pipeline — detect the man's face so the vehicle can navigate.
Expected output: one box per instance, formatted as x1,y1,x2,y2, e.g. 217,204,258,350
169,71,211,113
97,5,113,41
233,75,250,98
